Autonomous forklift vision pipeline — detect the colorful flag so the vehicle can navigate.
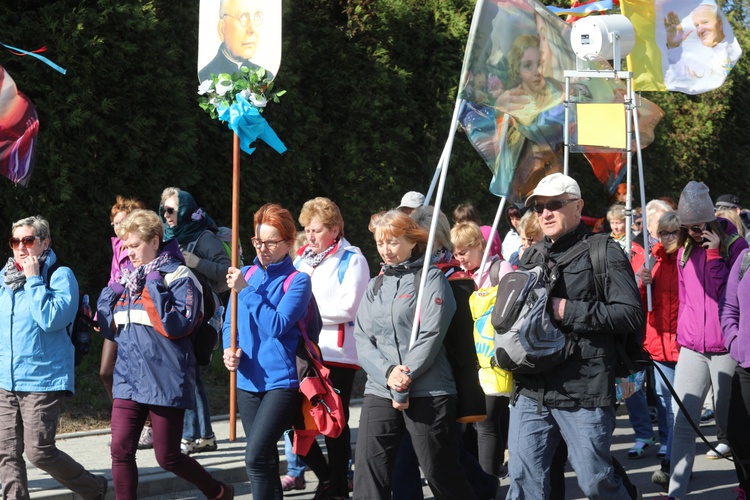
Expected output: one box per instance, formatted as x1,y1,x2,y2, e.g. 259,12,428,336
0,66,39,187
458,0,662,202
547,0,614,18
621,0,742,94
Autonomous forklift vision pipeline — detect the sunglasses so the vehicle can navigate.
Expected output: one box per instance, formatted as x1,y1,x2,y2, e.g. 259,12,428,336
658,230,680,239
163,207,176,216
9,236,40,250
681,224,705,234
533,198,578,214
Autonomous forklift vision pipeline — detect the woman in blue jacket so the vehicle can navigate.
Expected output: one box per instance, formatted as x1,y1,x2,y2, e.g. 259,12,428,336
97,209,232,500
223,203,309,500
0,216,108,499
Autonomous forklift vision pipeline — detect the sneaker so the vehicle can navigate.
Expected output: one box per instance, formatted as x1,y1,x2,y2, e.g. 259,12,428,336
651,460,670,491
194,436,218,453
700,408,715,426
94,475,108,500
707,442,732,460
657,444,667,459
181,439,196,455
137,425,153,449
281,474,306,491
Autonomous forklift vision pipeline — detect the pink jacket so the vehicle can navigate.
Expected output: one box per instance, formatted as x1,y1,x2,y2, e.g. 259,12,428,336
677,229,748,353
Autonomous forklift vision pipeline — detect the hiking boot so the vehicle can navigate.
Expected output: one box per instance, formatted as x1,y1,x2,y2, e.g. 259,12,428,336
137,425,153,449
194,435,218,453
181,439,196,455
707,442,732,460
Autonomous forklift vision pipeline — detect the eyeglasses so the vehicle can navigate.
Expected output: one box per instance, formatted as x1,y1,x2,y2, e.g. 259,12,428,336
681,224,705,234
533,198,578,214
658,230,680,239
163,207,176,216
9,236,40,250
251,238,282,250
223,11,264,28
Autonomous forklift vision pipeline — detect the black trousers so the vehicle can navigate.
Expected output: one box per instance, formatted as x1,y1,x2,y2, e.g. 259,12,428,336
353,394,475,500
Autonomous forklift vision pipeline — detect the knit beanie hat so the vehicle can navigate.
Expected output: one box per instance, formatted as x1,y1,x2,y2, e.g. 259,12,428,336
677,181,716,226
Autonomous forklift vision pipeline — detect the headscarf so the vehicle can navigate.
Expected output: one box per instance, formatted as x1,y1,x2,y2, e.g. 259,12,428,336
300,241,338,268
160,190,217,245
119,252,173,296
3,249,50,291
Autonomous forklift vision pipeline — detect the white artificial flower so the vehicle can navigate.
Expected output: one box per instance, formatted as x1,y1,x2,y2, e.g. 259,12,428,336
197,80,213,95
216,80,233,97
248,93,267,108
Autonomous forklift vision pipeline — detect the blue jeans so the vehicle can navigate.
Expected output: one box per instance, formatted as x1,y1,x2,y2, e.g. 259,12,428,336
283,431,306,478
653,361,676,456
183,366,213,441
237,388,301,500
507,394,630,500
624,385,654,441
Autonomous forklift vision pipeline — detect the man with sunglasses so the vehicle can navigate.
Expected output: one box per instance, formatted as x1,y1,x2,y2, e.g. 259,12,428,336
506,173,645,500
199,0,269,82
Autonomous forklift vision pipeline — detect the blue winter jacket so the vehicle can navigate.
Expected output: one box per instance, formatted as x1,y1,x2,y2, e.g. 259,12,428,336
222,255,312,393
97,240,202,409
0,249,78,394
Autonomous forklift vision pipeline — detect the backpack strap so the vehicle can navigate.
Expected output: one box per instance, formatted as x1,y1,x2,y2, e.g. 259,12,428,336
586,233,609,300
739,251,750,282
338,250,354,284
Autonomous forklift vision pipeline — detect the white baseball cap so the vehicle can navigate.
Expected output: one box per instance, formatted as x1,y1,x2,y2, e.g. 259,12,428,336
398,191,425,209
525,173,581,207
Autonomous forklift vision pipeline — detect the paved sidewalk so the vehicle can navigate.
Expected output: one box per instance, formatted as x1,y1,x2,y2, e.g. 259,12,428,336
30,401,738,499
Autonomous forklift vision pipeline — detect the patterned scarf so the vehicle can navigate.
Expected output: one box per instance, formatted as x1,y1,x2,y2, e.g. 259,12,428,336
3,250,50,292
301,241,338,268
119,253,172,296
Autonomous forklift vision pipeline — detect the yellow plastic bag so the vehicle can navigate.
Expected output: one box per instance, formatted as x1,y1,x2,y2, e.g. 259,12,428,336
469,285,513,396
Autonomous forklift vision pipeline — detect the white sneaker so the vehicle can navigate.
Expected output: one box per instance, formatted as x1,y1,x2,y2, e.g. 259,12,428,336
194,436,218,453
181,439,196,455
706,442,732,460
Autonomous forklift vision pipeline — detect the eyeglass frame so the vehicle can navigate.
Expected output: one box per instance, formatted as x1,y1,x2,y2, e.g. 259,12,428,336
251,237,282,250
532,198,579,214
9,236,41,250
223,11,264,28
658,230,680,239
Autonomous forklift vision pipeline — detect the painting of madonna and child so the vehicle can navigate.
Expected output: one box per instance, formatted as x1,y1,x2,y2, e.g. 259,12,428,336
458,0,663,204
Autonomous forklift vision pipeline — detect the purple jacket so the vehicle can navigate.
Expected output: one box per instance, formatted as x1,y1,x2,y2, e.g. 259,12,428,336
721,248,750,367
677,221,748,353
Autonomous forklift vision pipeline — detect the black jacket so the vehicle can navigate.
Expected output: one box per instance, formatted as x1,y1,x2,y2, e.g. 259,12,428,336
516,223,645,408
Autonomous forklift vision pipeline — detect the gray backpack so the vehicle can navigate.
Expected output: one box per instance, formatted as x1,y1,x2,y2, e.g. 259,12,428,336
490,241,590,374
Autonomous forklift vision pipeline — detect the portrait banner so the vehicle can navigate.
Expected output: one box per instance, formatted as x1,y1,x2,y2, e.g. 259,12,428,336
621,0,742,95
457,0,663,203
198,0,282,83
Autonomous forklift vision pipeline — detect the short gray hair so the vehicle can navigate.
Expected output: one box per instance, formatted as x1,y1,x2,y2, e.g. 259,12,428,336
12,216,51,241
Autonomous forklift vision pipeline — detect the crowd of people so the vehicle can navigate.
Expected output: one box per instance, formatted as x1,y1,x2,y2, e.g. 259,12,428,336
4,177,750,500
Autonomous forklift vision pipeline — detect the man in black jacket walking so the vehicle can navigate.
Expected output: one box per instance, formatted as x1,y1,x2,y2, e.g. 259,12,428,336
506,173,645,500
